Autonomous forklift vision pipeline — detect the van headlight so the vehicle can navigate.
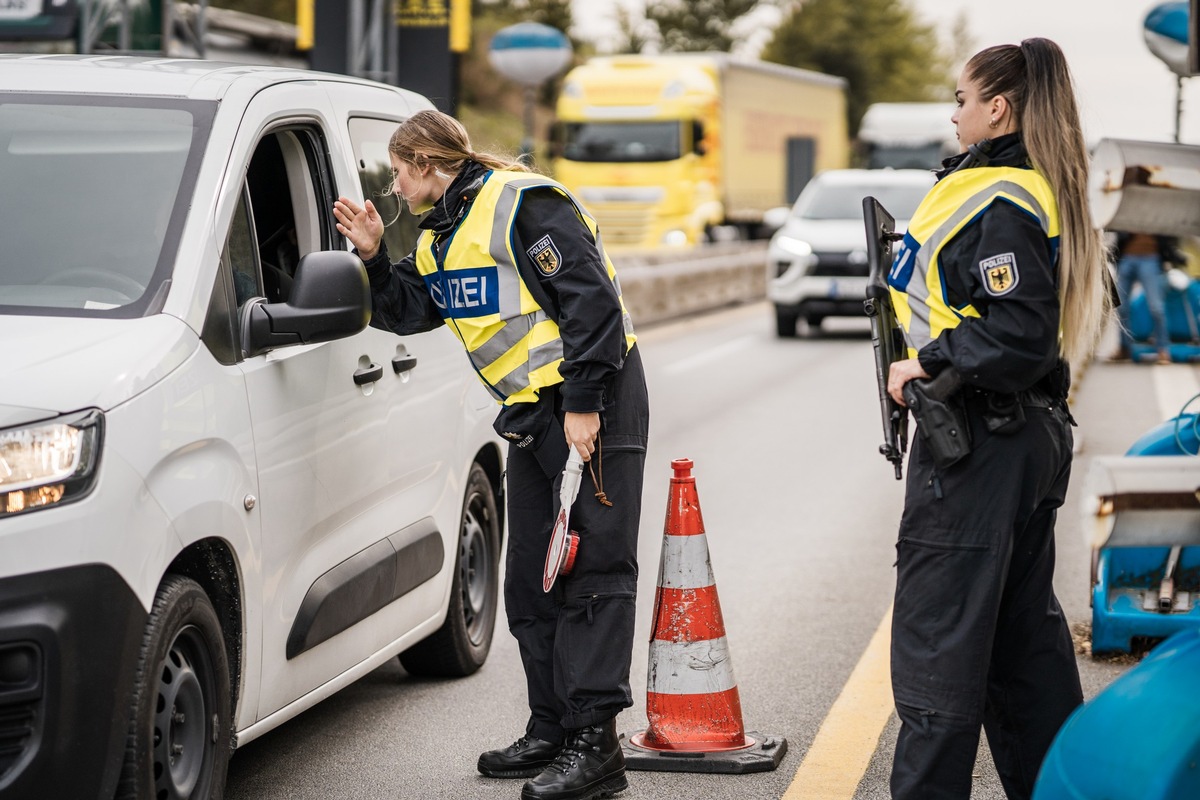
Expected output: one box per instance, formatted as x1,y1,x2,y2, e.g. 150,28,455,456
0,410,103,517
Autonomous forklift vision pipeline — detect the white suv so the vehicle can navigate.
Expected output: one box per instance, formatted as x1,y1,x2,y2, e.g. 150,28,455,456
767,169,934,337
0,56,504,799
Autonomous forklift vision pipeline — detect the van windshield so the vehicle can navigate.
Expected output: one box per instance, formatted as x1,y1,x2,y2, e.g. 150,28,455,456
562,121,681,163
0,94,214,317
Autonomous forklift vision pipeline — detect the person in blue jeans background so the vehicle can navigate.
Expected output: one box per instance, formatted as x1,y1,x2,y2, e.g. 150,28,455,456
1112,231,1185,364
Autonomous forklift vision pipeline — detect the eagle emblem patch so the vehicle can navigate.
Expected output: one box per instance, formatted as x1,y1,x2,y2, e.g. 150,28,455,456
527,235,562,276
979,252,1019,296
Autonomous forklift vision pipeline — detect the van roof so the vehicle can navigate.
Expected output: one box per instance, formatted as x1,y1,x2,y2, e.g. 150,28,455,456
0,54,394,101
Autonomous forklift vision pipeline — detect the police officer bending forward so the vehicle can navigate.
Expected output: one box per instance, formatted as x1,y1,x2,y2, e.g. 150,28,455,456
334,110,647,800
883,39,1109,800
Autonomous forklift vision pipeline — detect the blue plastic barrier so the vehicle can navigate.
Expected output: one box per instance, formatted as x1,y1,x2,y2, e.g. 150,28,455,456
1091,408,1200,654
1127,280,1200,363
1034,628,1200,799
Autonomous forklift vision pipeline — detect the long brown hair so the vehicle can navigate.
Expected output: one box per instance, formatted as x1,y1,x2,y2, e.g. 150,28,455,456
965,38,1108,362
388,109,531,175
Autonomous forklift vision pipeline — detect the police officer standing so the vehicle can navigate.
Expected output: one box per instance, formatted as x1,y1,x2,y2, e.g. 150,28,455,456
333,110,647,800
883,39,1109,799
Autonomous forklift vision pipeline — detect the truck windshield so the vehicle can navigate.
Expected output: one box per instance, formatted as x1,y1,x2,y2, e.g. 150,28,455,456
796,182,931,221
866,143,946,170
562,121,681,163
0,94,214,318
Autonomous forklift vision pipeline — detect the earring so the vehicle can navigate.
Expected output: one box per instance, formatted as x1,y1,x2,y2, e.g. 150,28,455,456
988,118,998,128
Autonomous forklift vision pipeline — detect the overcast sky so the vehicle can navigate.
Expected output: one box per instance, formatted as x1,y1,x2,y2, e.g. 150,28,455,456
568,0,1199,146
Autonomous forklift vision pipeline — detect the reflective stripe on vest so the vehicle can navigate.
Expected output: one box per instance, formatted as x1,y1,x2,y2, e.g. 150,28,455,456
886,166,1060,356
413,171,636,405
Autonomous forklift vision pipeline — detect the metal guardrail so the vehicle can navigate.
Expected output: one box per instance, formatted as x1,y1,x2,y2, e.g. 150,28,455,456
610,241,768,326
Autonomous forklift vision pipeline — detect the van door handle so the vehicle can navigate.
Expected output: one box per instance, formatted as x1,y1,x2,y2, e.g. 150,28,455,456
353,363,383,385
392,355,418,374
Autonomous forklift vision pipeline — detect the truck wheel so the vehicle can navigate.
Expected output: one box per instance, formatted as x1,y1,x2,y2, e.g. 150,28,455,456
118,576,231,800
400,463,500,677
775,307,799,338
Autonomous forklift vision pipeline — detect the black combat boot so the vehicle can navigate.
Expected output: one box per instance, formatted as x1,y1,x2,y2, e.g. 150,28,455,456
520,718,627,800
477,735,563,778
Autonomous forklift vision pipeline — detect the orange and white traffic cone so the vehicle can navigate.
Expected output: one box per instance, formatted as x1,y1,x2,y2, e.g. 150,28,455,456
620,458,787,774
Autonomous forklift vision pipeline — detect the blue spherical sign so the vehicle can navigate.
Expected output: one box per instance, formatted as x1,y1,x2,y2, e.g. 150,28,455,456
1144,1,1191,76
488,22,573,86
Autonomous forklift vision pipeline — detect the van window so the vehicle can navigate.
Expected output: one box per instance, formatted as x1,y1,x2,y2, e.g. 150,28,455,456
0,94,214,317
241,126,337,305
226,188,262,308
202,125,337,362
348,117,421,258
201,187,261,365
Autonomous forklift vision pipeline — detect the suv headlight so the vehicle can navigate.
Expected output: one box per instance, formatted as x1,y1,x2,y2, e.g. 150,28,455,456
0,410,103,517
774,235,813,258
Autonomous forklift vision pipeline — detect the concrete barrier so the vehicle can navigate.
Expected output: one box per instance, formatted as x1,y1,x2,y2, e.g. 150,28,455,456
611,241,768,326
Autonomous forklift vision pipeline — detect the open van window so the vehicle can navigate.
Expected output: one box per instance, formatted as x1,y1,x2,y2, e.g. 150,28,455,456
0,94,214,318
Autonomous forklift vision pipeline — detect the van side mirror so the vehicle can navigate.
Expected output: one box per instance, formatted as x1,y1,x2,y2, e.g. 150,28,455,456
692,120,706,156
241,251,371,358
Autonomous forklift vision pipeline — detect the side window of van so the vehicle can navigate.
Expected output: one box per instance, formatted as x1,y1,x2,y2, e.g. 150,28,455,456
228,187,262,307
203,124,338,363
348,117,420,258
243,127,338,304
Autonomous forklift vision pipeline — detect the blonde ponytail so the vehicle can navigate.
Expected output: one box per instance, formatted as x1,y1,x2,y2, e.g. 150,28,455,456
966,39,1110,363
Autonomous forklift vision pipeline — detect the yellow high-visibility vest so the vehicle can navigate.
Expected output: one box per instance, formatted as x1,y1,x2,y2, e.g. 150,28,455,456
888,166,1060,357
413,171,636,405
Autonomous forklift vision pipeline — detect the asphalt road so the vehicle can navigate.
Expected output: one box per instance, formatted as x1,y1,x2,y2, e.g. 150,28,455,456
225,302,1183,800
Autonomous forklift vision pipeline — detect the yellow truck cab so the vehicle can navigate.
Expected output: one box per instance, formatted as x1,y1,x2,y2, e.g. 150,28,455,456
552,53,848,250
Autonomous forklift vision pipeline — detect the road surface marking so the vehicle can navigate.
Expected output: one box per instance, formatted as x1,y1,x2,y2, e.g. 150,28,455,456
661,334,756,375
782,605,894,800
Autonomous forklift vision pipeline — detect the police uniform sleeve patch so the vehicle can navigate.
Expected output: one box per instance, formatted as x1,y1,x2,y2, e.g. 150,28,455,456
527,234,562,276
979,252,1019,296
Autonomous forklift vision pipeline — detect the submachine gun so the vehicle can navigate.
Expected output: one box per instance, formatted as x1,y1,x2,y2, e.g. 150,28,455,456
862,197,908,479
862,197,971,479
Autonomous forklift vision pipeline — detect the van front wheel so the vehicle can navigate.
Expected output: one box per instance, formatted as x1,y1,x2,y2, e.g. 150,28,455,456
117,575,232,800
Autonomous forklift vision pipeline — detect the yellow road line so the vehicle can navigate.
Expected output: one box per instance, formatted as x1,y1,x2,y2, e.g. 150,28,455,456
782,605,895,800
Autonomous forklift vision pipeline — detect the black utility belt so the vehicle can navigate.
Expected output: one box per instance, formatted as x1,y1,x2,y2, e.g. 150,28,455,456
907,380,1064,471
964,386,1063,413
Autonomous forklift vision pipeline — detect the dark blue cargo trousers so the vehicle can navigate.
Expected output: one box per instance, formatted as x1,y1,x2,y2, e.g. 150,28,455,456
503,346,649,744
890,400,1084,800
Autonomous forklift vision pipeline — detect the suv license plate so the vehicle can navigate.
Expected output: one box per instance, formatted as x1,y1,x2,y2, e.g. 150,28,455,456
0,0,42,20
829,279,862,299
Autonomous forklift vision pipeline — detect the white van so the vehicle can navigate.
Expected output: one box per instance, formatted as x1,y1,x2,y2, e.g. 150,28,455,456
0,56,505,799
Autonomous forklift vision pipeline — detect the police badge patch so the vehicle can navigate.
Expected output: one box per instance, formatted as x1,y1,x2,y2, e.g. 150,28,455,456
527,234,562,276
979,252,1019,296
